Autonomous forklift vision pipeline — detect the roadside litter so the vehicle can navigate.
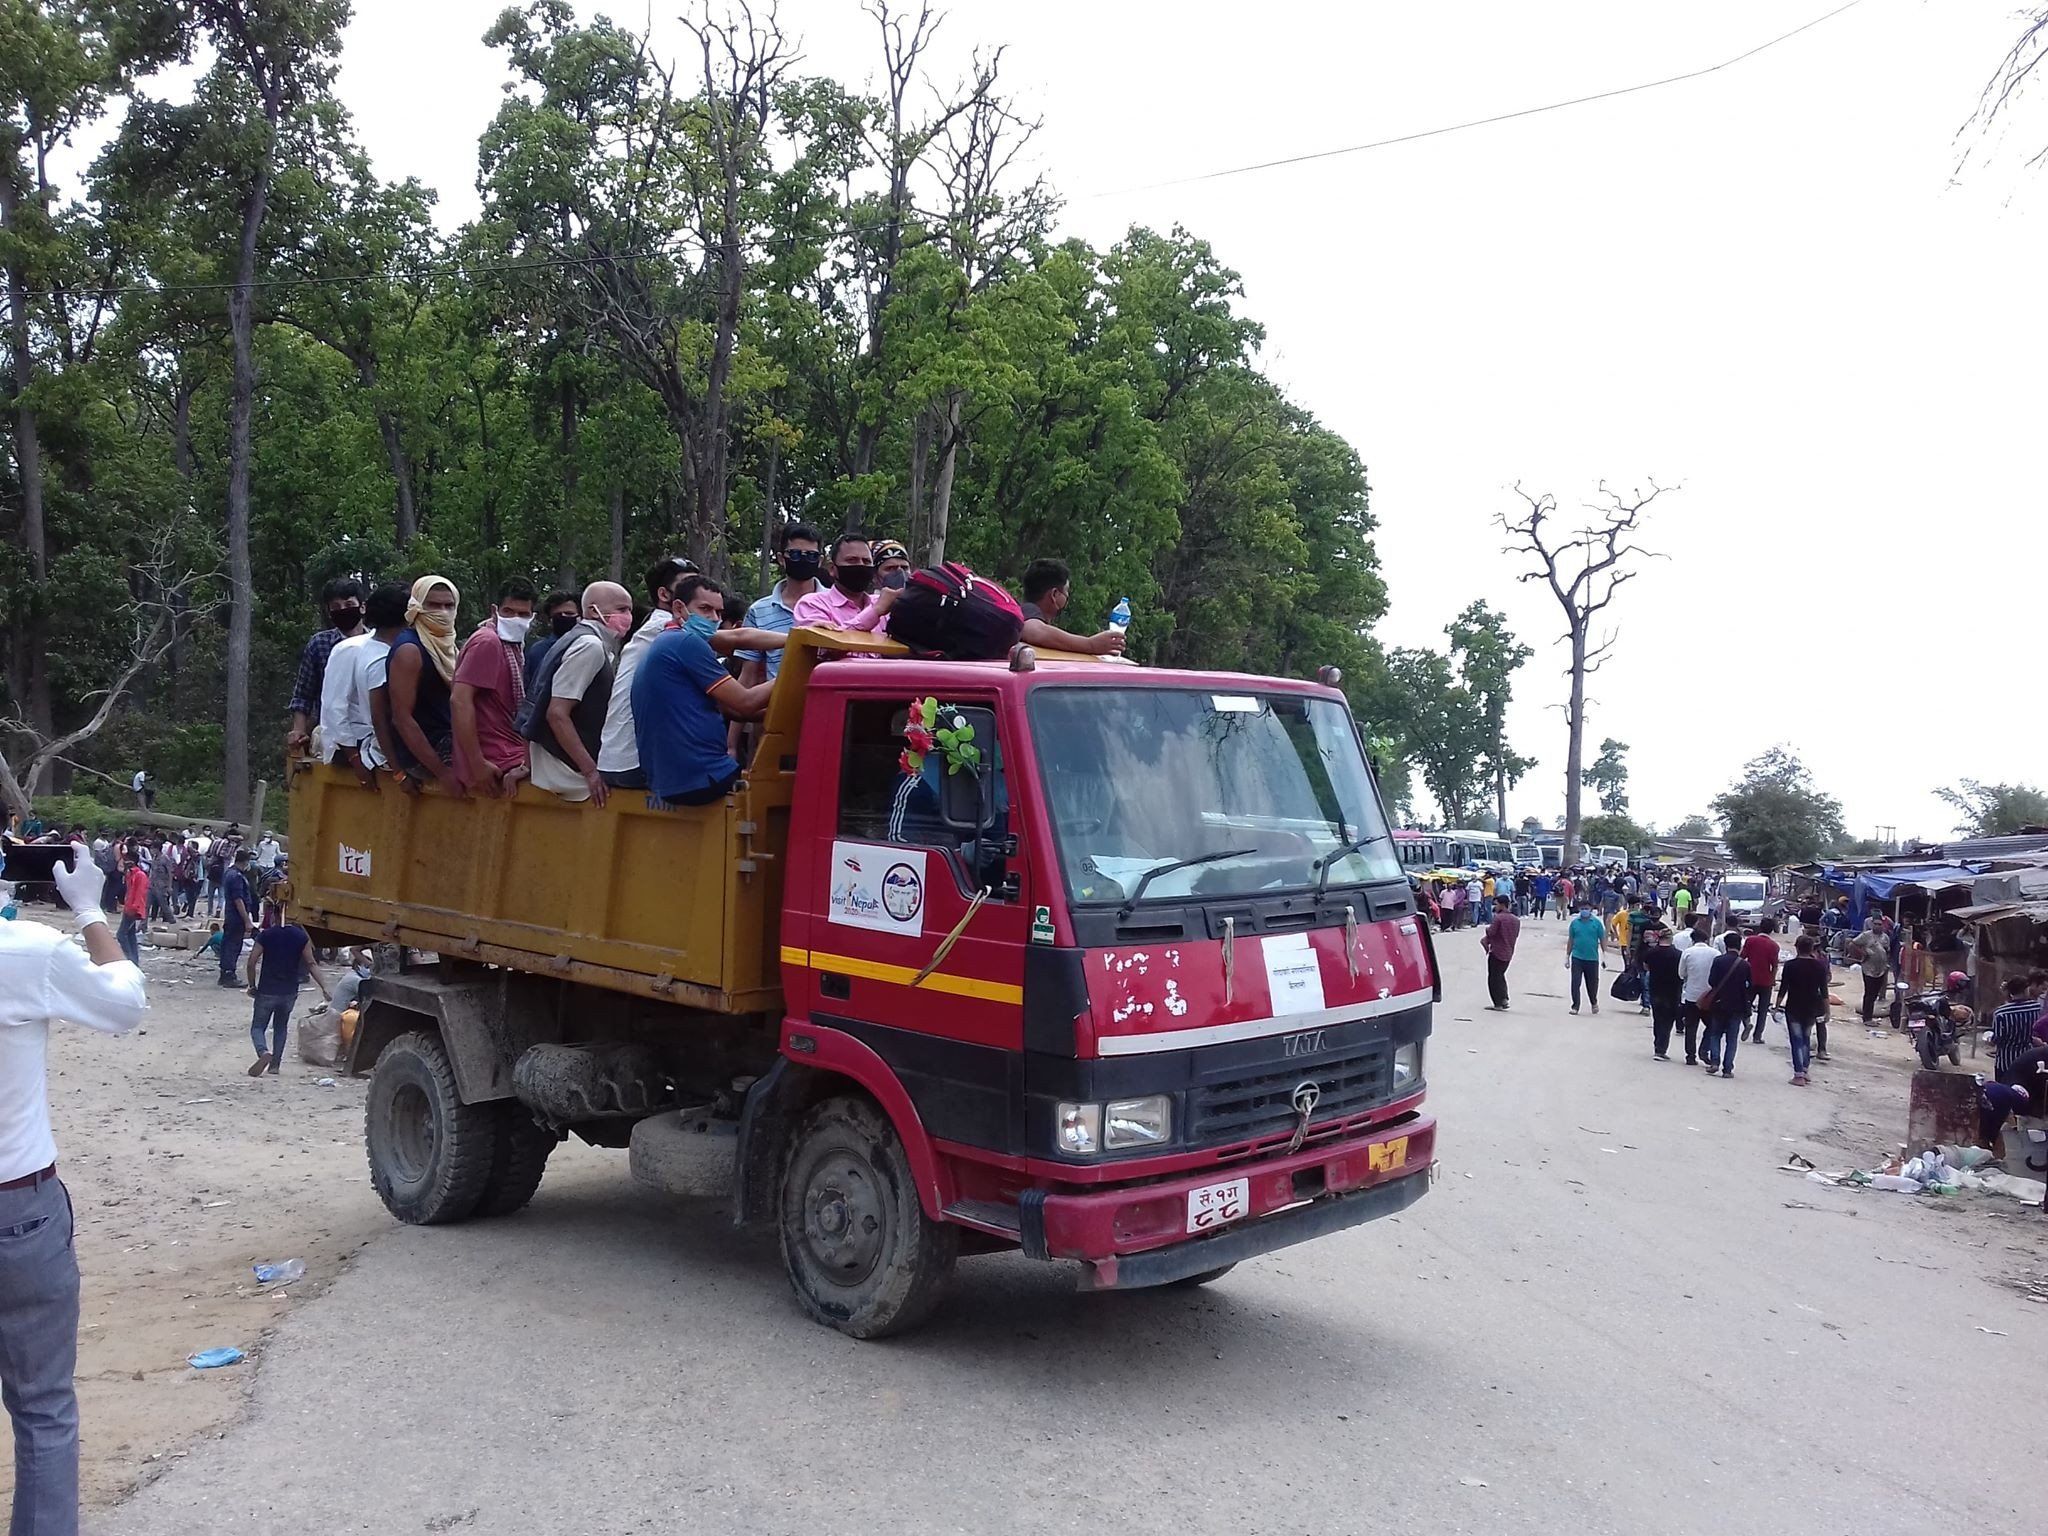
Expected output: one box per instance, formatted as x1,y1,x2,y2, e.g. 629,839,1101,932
1782,1144,2035,1201
187,1348,244,1370
251,1259,305,1286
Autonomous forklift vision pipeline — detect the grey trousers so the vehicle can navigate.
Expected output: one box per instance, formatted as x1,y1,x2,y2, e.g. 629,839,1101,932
0,1174,78,1536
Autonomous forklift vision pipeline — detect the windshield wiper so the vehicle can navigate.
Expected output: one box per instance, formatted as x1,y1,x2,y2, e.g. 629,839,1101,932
1314,830,1391,901
1119,848,1259,913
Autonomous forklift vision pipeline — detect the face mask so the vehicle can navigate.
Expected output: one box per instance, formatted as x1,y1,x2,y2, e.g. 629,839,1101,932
550,612,578,638
329,606,362,632
683,613,720,640
495,614,533,643
601,609,635,637
783,550,821,582
836,565,875,595
880,568,908,591
418,609,455,636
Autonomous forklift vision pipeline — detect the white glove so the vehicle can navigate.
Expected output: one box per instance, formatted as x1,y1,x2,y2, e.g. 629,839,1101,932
53,840,108,927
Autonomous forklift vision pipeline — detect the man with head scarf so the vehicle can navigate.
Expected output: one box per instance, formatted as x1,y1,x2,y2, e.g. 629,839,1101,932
385,576,464,796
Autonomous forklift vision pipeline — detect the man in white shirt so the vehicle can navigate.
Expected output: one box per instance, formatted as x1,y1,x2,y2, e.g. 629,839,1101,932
254,832,281,872
0,844,148,1533
529,582,633,804
321,584,407,775
597,558,693,790
1678,932,1719,1066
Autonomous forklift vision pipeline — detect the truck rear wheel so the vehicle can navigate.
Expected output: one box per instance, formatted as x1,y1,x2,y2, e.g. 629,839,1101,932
778,1096,957,1339
365,1030,496,1225
476,1106,557,1218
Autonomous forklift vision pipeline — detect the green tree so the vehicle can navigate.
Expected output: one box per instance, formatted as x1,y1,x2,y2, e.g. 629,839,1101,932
1668,813,1715,839
1446,600,1532,834
1579,812,1650,854
1384,648,1489,829
1933,780,2048,839
1581,737,1630,815
1711,748,1844,870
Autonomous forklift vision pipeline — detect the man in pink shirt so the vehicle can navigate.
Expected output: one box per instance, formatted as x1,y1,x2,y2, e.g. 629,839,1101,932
791,533,879,635
451,577,538,796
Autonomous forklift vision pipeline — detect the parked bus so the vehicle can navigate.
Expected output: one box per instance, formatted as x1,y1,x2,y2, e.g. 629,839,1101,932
1427,830,1514,871
1393,829,1435,873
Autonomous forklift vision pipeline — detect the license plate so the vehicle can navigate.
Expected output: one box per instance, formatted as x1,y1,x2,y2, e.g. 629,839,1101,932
1186,1177,1250,1235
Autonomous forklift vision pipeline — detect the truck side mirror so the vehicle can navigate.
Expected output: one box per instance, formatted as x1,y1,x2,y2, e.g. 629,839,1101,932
935,706,999,833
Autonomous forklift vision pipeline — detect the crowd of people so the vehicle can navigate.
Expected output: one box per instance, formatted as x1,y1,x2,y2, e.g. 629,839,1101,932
292,533,1121,818
1419,863,1728,930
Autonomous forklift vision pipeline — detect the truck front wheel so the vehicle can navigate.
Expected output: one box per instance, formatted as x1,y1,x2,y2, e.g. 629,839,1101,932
778,1096,957,1339
365,1030,496,1225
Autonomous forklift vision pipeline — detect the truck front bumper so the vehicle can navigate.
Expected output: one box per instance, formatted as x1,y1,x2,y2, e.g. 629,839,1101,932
1025,1112,1437,1290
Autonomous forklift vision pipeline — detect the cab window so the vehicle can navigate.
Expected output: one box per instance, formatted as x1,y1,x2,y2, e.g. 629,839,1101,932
837,697,1011,895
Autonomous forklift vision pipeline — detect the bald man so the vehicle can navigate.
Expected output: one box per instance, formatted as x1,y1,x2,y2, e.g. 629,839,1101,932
527,581,634,805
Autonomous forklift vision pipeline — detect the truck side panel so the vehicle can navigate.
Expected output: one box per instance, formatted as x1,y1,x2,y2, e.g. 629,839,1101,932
288,760,772,1012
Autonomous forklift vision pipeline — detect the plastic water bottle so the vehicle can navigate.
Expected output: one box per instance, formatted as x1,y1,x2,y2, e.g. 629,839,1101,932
1108,597,1131,634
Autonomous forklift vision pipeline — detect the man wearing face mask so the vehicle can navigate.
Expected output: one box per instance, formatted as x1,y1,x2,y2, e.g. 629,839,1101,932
523,581,634,806
738,522,823,686
526,590,582,690
596,557,698,792
634,576,778,808
452,576,540,797
792,532,879,634
286,578,368,753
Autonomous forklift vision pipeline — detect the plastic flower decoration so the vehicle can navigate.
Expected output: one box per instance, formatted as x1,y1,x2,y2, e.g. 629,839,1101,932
900,696,982,777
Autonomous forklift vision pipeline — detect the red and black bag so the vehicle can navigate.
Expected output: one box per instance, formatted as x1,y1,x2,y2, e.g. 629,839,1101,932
886,561,1024,661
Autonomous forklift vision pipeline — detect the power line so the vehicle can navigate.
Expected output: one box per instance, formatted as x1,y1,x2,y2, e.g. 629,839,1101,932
1076,0,1868,199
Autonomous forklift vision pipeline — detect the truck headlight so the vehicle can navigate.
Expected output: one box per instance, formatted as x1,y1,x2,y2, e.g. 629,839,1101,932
1393,1042,1423,1088
1104,1095,1172,1149
1055,1102,1101,1155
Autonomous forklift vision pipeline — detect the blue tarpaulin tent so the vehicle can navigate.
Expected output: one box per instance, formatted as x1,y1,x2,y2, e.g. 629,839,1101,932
1846,866,1981,931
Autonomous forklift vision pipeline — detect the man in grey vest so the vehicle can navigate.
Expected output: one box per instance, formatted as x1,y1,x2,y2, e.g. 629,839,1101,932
525,581,633,806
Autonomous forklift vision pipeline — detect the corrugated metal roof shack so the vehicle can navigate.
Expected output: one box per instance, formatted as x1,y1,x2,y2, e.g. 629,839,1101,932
1949,899,2048,1024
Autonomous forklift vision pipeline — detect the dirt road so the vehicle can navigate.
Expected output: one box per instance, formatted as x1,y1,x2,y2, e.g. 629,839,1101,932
19,917,2048,1534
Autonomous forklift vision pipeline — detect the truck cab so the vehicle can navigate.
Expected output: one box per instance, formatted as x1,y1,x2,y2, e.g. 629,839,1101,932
293,631,1436,1336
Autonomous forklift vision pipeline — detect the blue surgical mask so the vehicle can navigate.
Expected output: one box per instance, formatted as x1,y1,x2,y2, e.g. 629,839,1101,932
683,613,720,640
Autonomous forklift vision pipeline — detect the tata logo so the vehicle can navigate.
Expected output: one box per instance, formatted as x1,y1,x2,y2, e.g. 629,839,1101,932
1282,1028,1326,1058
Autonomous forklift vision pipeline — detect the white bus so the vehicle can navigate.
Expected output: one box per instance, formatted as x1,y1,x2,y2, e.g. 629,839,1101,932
1428,830,1515,871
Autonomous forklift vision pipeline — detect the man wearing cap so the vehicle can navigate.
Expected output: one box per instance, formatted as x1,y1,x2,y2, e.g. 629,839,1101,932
0,843,148,1532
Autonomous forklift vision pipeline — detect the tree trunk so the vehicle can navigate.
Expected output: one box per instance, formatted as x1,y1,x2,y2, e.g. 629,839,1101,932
223,156,274,823
556,377,578,589
608,484,625,583
757,438,780,584
906,410,929,558
376,408,416,546
1,169,54,793
1495,761,1508,840
1562,627,1587,862
927,392,963,567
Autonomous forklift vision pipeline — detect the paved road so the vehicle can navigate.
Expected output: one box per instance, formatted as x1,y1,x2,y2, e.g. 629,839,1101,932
97,926,2044,1535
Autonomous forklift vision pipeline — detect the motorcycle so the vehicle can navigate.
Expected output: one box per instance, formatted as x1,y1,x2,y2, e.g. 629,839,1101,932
1899,986,1968,1069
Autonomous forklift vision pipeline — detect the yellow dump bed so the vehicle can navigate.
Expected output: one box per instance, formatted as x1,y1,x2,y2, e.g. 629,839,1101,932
284,627,840,1014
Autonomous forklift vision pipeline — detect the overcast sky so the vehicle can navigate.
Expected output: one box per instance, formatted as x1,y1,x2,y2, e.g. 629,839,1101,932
328,0,2045,841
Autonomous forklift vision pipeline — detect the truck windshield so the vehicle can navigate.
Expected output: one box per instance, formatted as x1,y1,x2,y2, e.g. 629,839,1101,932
1726,879,1766,903
1030,686,1401,905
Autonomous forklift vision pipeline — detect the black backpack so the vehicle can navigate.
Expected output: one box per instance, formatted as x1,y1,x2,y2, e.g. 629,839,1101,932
886,562,1024,661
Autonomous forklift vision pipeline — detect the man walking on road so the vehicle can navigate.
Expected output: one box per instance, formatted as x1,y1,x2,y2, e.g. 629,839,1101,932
116,845,148,966
1852,918,1891,1022
0,842,148,1535
245,919,328,1076
1643,926,1686,1061
1482,901,1521,1011
217,848,254,988
1679,925,1718,1064
1702,933,1754,1078
1567,903,1604,1015
1741,918,1782,1043
1776,934,1830,1086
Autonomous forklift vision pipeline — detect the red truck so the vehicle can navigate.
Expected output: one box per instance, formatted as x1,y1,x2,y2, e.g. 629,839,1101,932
291,629,1438,1336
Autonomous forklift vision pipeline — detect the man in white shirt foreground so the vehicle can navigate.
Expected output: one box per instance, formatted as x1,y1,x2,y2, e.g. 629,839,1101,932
0,843,148,1534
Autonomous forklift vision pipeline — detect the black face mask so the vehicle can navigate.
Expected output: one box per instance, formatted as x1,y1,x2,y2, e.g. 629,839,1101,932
835,565,876,595
783,550,821,582
550,612,579,638
329,606,362,633
880,568,908,591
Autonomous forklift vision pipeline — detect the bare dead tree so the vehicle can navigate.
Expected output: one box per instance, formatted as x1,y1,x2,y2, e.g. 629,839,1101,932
0,526,226,822
1959,8,2048,175
1496,481,1669,865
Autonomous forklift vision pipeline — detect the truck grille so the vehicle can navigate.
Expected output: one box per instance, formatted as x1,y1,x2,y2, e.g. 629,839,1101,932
1187,1038,1394,1146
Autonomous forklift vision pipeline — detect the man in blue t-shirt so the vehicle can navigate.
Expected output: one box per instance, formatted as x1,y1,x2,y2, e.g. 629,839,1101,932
244,920,329,1076
633,575,777,806
218,849,256,988
1566,902,1606,1015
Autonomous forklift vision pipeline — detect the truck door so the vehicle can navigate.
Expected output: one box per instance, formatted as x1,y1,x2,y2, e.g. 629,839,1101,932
794,691,1030,1155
